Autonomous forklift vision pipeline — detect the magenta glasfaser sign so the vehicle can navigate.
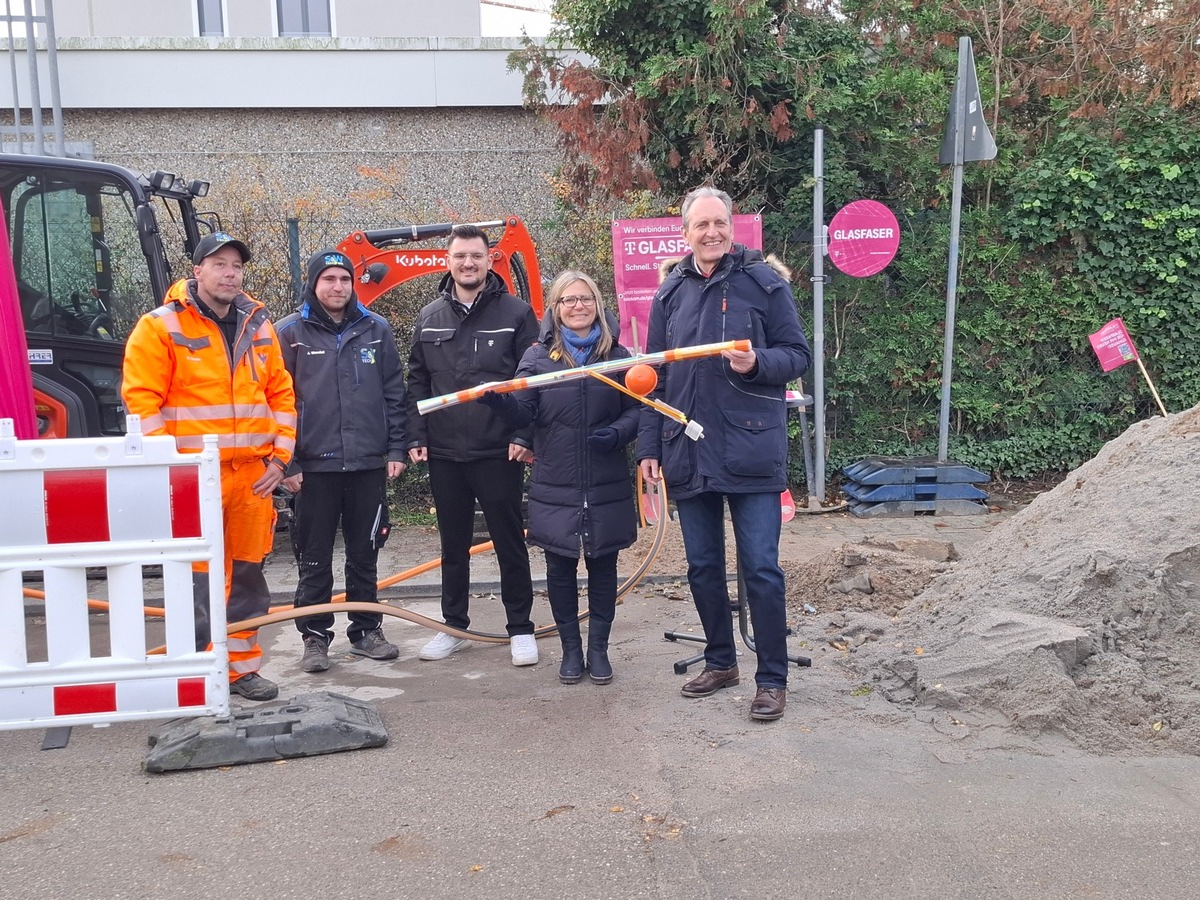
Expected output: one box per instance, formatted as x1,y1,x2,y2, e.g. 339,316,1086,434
611,215,763,352
827,200,900,278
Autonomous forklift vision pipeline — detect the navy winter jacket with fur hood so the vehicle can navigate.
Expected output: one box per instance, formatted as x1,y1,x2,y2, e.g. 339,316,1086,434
634,244,811,499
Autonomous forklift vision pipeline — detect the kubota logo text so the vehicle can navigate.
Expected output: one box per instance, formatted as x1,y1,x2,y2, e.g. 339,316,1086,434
394,253,449,267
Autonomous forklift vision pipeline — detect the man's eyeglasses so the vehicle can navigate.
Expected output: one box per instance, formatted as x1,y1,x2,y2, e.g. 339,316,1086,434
449,252,488,262
559,294,597,308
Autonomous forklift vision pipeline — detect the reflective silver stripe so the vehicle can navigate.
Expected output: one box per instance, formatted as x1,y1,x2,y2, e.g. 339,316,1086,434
274,436,296,453
141,413,166,431
174,432,279,450
228,637,259,653
234,403,273,418
160,403,274,422
229,659,259,674
274,411,297,428
161,404,237,421
229,432,277,448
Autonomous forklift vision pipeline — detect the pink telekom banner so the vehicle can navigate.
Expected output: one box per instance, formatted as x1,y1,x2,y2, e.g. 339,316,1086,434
611,215,763,352
1089,317,1139,373
0,207,37,438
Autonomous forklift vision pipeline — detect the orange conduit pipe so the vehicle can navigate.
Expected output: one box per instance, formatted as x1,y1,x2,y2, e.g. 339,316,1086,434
23,480,672,657
228,476,670,640
20,537,503,618
24,478,670,654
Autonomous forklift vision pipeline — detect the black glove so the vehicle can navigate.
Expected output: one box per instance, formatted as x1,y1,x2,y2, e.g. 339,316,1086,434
478,390,521,423
587,426,620,452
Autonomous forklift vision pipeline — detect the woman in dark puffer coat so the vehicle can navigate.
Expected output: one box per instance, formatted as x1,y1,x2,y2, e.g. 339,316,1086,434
480,271,641,684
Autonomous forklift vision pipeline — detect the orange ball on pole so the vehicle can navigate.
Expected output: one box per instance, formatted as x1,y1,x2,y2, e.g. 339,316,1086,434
624,363,658,396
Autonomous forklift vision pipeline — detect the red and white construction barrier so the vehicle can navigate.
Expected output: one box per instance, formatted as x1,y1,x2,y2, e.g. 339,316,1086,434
0,416,228,730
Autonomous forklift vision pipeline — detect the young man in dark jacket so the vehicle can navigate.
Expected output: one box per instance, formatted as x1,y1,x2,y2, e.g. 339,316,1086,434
637,187,812,722
405,224,541,666
277,249,408,673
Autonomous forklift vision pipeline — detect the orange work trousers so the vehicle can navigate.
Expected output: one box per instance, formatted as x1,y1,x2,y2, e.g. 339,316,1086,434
193,458,277,683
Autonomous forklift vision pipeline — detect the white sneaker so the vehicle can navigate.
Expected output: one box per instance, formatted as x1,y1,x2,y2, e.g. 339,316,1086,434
510,633,539,666
419,631,469,661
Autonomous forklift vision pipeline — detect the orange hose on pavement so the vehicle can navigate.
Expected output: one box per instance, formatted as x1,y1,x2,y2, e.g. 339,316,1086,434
24,482,670,655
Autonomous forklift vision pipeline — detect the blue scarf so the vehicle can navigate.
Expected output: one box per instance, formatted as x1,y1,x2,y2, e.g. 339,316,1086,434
561,323,601,367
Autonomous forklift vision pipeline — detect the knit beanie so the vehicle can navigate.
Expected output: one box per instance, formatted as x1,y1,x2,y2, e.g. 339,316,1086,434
305,249,354,290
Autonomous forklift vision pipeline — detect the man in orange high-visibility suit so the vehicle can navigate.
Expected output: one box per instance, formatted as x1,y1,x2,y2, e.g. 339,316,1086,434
122,232,297,701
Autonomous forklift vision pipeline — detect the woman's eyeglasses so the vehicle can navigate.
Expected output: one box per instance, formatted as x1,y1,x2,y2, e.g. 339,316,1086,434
559,295,597,308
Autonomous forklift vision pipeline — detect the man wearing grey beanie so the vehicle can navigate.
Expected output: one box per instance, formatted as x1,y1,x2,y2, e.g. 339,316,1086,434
276,249,408,673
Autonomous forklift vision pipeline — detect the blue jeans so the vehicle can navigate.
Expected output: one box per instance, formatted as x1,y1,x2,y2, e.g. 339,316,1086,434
675,490,788,688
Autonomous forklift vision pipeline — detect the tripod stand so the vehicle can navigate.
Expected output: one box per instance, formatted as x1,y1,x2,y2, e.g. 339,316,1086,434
663,389,815,674
663,568,812,674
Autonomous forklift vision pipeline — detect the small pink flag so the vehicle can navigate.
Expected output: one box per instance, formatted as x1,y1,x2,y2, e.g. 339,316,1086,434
1088,317,1139,373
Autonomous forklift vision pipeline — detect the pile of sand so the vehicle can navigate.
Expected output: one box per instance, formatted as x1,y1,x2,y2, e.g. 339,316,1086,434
788,405,1200,755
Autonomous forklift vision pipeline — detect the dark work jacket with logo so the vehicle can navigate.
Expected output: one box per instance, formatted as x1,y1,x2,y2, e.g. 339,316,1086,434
276,291,407,473
634,244,811,499
405,271,539,461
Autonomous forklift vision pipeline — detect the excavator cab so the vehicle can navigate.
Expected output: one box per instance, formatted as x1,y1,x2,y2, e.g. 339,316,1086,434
0,154,206,437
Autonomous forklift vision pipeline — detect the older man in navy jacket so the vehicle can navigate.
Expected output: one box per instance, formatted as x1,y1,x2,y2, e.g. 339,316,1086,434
637,186,811,722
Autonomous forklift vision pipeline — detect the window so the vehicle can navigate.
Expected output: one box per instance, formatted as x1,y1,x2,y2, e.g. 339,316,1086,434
11,172,156,435
277,0,331,37
12,174,153,346
197,0,224,37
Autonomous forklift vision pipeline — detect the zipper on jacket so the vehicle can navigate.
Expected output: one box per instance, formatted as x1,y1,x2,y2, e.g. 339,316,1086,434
580,373,592,553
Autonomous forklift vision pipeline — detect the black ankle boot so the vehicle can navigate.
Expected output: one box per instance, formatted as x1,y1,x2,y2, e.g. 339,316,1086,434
560,643,584,683
586,616,613,685
558,620,584,684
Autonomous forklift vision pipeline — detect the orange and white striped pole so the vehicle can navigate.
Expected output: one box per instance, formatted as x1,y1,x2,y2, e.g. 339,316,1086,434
415,339,750,416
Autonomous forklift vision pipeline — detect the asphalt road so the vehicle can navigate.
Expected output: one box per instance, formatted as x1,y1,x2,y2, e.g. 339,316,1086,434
3,510,1199,899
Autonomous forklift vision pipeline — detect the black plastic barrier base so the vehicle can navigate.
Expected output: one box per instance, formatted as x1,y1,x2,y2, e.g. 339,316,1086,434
144,691,387,773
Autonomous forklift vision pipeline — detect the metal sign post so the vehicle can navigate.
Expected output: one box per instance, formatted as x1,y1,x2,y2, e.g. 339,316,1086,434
936,36,997,461
811,127,826,504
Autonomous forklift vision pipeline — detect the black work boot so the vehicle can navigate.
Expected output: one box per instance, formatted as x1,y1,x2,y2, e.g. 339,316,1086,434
586,614,613,685
558,618,584,684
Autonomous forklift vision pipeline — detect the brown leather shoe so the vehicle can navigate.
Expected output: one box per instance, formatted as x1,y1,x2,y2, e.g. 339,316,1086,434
680,666,740,698
750,686,786,721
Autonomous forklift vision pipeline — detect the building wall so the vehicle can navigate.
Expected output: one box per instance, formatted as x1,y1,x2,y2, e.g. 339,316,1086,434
338,0,480,38
3,38,541,108
61,105,567,308
12,2,575,311
49,0,193,37
227,1,275,37
44,0,482,39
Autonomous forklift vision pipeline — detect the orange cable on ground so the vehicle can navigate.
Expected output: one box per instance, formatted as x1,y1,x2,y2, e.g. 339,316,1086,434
136,489,668,655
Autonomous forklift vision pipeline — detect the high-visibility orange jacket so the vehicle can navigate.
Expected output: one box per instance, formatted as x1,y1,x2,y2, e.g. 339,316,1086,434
122,278,297,466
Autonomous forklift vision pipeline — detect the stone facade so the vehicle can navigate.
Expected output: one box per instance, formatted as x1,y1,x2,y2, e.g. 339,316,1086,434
68,105,561,232
62,105,567,311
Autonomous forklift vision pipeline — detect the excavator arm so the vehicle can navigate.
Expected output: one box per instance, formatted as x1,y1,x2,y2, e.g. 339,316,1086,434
337,215,543,318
